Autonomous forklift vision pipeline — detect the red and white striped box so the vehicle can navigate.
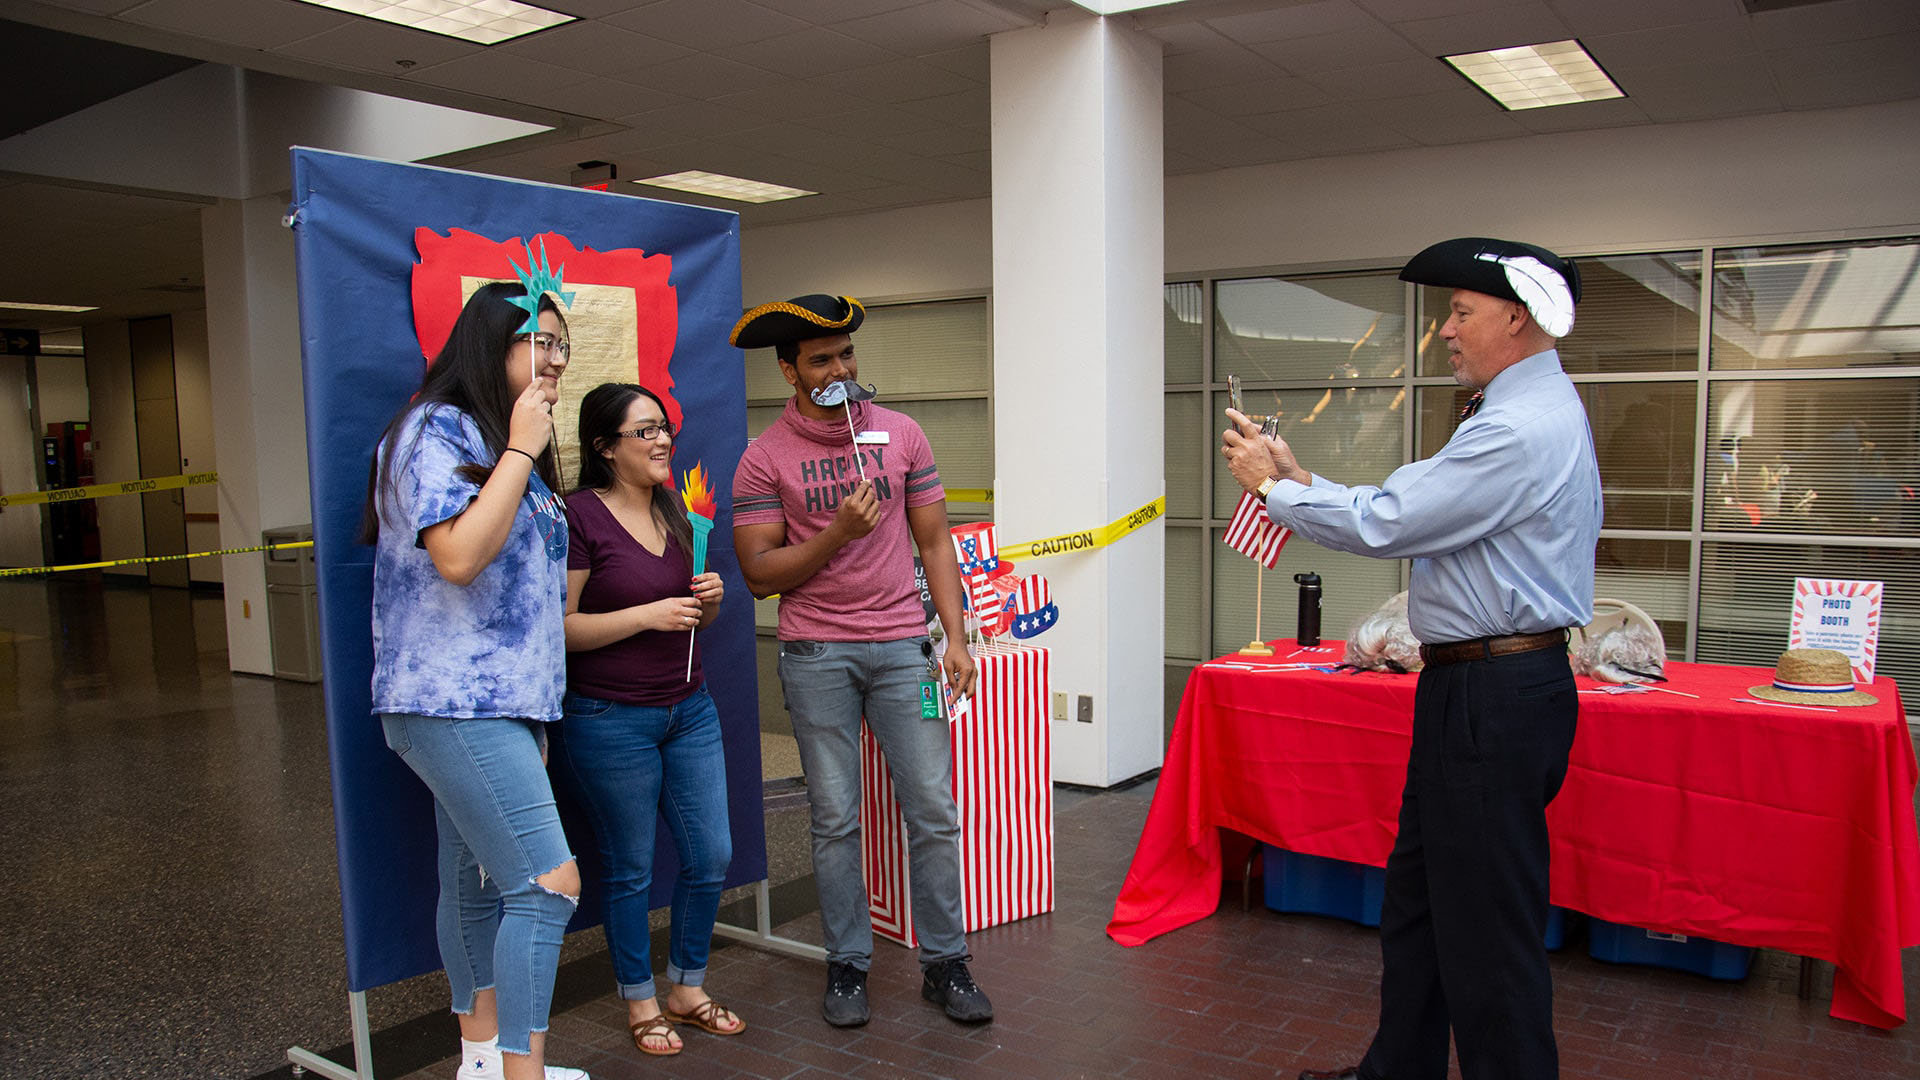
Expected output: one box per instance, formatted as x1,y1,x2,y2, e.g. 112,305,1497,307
860,642,1053,947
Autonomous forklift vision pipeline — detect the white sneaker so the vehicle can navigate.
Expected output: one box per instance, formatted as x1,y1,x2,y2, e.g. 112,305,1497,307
454,1038,589,1080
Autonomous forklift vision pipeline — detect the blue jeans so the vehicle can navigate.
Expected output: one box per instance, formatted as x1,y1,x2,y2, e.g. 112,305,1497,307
552,687,731,1001
777,637,966,969
380,713,577,1055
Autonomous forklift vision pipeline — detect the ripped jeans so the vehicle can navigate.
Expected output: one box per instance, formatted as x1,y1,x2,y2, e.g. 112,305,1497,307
381,713,577,1055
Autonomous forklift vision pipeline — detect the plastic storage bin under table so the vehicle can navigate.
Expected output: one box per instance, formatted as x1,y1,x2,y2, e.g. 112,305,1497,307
1262,848,1566,949
1587,918,1754,980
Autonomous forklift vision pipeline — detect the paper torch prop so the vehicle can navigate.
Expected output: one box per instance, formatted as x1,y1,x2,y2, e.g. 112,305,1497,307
680,462,717,680
505,238,575,387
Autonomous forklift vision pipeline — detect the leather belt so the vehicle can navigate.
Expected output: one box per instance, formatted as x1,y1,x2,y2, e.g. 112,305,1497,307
1418,629,1570,667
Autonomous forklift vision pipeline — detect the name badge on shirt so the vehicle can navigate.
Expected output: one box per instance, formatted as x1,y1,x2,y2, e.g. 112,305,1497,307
854,430,890,445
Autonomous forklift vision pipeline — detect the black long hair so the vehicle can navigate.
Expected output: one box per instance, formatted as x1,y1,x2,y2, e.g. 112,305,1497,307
360,282,566,544
572,382,694,558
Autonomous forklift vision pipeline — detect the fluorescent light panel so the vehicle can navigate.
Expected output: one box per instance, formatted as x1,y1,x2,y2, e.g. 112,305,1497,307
1444,39,1624,111
293,0,573,46
633,171,816,205
0,301,97,312
1071,1,1193,12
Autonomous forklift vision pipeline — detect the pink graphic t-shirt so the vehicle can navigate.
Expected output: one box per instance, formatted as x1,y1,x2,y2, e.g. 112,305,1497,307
731,398,945,642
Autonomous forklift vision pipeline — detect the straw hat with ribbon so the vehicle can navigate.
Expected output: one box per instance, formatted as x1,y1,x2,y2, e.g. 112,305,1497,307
1747,648,1877,706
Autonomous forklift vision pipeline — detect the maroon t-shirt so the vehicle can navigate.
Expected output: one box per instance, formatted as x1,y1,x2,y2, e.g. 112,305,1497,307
564,489,702,706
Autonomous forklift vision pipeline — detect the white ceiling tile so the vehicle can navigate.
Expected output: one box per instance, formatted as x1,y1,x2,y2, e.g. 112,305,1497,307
1204,0,1378,45
1586,20,1759,84
1302,57,1464,101
276,19,480,74
539,2,664,18
1242,103,1419,154
619,53,790,98
810,104,945,139
895,87,989,127
1621,58,1783,123
1748,0,1920,51
740,192,873,224
813,57,980,103
613,96,766,143
1507,94,1651,133
1546,0,1738,37
1771,31,1920,109
1145,21,1233,56
602,0,811,51
1392,5,1577,57
1372,86,1528,143
873,123,990,156
942,148,990,173
725,28,901,77
711,80,875,120
1164,46,1289,93
493,22,690,77
831,2,1026,56
1354,0,1518,20
35,0,149,13
512,75,666,120
920,42,988,80
1250,23,1430,74
754,0,927,21
410,51,596,97
1176,76,1334,116
122,0,344,50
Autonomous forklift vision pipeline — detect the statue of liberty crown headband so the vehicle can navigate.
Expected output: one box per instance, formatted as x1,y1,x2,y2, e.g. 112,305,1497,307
506,237,576,334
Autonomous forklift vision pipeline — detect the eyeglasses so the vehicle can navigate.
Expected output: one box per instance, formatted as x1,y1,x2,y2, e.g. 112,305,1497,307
514,332,570,359
614,423,675,442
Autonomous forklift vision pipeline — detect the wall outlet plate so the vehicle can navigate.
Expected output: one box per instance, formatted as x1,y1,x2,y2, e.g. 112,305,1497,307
1051,691,1069,722
1076,694,1093,723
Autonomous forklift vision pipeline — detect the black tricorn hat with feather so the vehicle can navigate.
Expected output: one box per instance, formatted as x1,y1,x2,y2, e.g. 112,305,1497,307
1399,237,1581,338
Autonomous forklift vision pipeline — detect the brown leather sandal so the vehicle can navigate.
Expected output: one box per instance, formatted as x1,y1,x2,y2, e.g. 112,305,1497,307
629,1013,681,1056
662,998,746,1036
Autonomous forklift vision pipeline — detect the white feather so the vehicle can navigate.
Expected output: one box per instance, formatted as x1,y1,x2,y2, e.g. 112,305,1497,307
1476,252,1575,337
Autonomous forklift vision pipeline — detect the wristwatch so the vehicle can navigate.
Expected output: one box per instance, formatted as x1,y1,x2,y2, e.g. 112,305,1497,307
1256,475,1279,499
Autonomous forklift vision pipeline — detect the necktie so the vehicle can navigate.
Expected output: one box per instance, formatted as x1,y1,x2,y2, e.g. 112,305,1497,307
1458,391,1484,421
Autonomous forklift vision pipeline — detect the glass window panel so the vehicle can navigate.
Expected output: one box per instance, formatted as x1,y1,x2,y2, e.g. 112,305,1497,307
887,398,992,497
746,403,782,440
1210,386,1407,519
1165,525,1204,660
1212,528,1403,657
1594,537,1689,657
1216,272,1407,382
739,297,990,399
1712,238,1920,371
1415,385,1481,459
1165,392,1203,519
1166,282,1203,384
1420,253,1703,377
1706,377,1918,536
1578,382,1698,531
1699,540,1918,694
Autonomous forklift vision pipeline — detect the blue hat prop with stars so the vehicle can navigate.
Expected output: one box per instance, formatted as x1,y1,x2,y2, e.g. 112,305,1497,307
1009,574,1059,640
1399,237,1580,338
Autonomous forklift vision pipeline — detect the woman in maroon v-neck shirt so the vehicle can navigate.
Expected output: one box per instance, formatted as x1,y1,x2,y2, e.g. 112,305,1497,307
551,383,745,1059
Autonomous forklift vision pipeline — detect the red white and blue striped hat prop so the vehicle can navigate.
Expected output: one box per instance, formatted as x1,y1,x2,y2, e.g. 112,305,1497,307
1748,648,1877,706
1009,574,1058,640
950,522,1001,579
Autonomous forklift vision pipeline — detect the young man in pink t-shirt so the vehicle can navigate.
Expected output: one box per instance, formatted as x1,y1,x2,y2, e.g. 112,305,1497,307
729,294,989,1029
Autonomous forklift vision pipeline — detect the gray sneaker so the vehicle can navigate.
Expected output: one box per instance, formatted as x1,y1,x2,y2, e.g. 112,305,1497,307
823,961,869,1027
921,957,993,1023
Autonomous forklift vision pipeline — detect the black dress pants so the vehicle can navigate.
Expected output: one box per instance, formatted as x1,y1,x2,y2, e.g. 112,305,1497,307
1357,646,1577,1080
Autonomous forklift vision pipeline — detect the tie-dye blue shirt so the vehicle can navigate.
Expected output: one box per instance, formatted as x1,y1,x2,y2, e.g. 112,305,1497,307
371,404,568,722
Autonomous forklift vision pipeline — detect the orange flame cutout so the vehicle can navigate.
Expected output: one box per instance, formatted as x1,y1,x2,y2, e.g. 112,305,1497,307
679,462,717,519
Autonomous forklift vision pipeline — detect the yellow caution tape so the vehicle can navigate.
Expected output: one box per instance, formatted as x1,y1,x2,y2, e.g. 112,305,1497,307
0,539,311,579
1000,495,1165,561
0,470,219,509
944,488,992,503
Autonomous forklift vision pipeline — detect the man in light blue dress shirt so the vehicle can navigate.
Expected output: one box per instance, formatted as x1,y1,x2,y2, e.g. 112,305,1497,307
1223,238,1602,1080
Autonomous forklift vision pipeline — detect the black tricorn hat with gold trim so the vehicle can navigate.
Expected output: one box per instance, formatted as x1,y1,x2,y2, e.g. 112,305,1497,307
729,294,866,349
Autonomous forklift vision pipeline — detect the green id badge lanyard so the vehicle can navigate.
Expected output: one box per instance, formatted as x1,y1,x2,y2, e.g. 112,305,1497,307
921,642,944,720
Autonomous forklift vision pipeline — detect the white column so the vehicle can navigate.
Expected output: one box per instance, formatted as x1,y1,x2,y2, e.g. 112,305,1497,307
202,196,310,676
991,13,1164,787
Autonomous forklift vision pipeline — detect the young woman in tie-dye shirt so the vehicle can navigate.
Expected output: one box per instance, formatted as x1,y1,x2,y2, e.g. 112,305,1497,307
361,281,588,1080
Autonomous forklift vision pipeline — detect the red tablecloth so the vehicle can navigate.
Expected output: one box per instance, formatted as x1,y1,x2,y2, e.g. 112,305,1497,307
1108,640,1920,1029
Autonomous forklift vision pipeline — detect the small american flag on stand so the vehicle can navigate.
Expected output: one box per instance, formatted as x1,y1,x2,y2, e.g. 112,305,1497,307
1222,490,1290,568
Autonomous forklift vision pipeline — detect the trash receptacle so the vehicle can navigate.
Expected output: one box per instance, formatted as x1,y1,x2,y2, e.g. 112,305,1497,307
263,525,320,682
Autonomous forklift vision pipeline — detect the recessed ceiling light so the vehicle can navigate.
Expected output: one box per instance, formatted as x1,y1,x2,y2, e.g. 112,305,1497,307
1070,1,1192,12
0,301,98,312
1443,39,1624,111
292,0,574,46
633,171,817,205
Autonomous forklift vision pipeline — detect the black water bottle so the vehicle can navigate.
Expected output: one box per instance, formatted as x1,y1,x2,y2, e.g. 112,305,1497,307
1293,571,1322,646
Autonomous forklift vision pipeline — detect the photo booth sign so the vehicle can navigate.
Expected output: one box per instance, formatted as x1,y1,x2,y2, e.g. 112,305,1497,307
289,148,763,992
861,641,1054,946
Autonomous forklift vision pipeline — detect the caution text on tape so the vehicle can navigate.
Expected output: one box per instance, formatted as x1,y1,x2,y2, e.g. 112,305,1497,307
0,470,219,509
999,496,1165,561
0,539,310,579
